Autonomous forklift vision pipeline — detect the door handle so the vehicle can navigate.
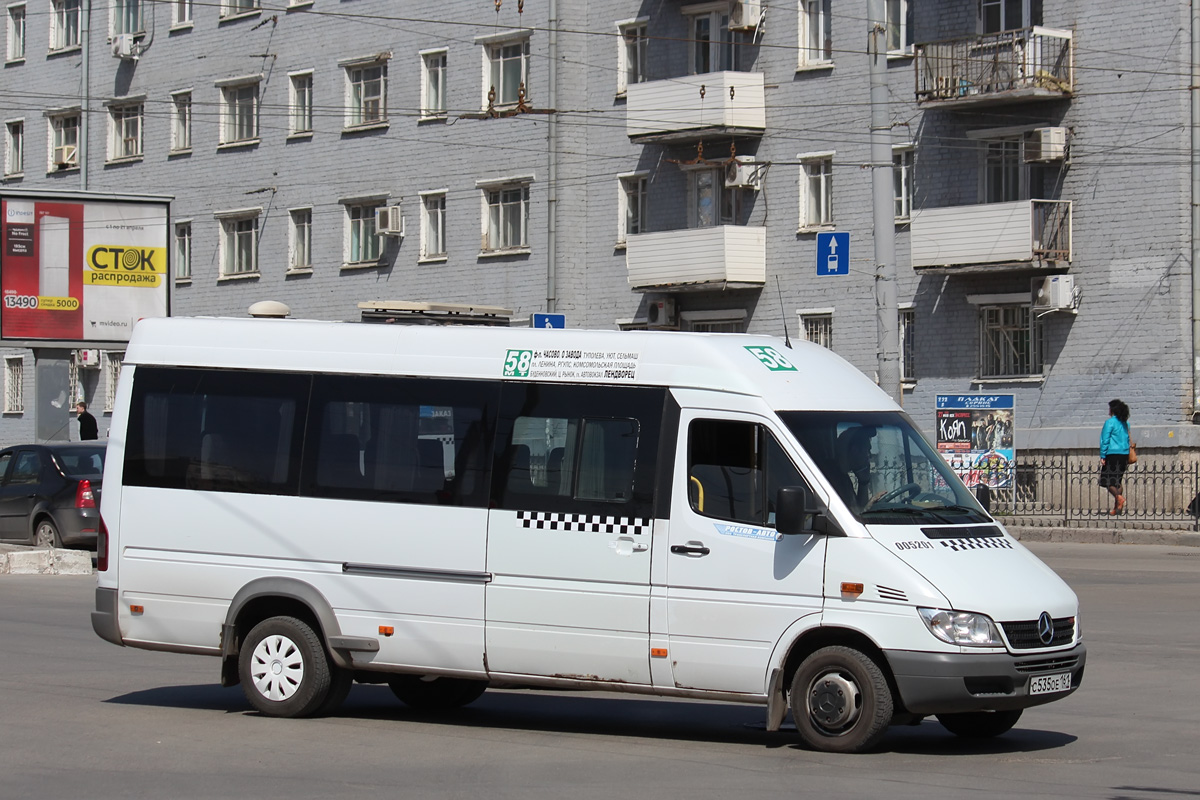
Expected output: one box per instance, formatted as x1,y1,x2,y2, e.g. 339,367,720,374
670,542,710,557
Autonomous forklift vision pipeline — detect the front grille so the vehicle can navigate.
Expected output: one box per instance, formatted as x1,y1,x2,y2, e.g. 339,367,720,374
1014,655,1080,674
1000,617,1075,649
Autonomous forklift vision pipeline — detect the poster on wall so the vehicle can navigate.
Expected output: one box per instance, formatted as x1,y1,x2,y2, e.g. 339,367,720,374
935,394,1016,489
1,194,169,343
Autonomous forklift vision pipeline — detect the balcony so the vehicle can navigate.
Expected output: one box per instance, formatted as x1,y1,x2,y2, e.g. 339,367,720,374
914,27,1073,109
626,71,765,144
910,200,1071,270
626,225,766,290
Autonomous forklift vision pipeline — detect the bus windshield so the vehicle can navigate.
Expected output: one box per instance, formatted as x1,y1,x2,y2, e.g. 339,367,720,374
778,410,991,525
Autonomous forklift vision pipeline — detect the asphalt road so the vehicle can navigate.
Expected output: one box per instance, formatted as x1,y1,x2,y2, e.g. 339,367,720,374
1,542,1197,800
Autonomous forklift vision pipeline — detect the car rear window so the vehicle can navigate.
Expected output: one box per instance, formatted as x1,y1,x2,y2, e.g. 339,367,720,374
55,447,106,479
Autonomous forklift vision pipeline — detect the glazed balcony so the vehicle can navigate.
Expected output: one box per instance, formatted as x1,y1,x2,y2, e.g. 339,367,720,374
626,225,766,290
914,27,1073,109
910,199,1072,270
625,71,766,144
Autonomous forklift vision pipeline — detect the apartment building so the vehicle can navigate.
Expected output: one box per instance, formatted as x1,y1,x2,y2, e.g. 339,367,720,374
0,0,1196,457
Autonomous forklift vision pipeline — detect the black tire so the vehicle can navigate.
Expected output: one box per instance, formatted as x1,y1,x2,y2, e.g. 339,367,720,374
790,645,894,753
937,709,1023,739
387,675,488,711
33,518,61,549
315,665,354,716
239,616,334,718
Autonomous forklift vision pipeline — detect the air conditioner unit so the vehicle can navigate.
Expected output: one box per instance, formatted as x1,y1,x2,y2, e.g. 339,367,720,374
53,145,77,169
1032,274,1075,311
112,33,138,60
646,297,677,329
1025,127,1069,163
724,159,760,190
375,205,405,237
77,349,100,368
729,0,762,31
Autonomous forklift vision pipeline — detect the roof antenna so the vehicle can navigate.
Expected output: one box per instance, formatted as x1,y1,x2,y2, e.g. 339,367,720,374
776,275,792,348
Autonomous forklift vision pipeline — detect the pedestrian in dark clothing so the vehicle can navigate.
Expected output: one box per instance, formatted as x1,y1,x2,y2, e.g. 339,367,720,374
76,402,98,440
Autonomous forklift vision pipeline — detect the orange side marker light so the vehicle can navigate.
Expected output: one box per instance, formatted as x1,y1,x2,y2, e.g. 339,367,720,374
840,582,864,596
129,605,144,615
650,648,668,658
379,626,394,636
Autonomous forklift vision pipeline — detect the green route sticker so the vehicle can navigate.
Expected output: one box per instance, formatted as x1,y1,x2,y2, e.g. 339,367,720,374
503,349,533,377
745,346,797,372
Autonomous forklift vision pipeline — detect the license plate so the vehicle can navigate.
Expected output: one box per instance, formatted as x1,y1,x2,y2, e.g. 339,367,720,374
1029,671,1072,695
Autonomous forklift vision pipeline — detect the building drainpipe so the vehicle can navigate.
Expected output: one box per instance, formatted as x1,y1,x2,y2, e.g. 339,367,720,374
1192,0,1200,420
545,0,558,314
80,0,90,190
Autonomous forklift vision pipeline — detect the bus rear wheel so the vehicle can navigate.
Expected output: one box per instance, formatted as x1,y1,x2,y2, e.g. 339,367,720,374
239,616,335,718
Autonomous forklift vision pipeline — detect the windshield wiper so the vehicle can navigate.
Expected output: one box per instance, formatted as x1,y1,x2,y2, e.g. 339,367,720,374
915,504,980,515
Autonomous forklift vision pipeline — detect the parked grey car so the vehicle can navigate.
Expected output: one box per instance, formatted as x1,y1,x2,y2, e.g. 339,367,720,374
0,444,105,548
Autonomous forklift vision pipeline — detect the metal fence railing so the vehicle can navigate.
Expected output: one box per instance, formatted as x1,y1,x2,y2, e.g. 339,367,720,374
915,27,1074,104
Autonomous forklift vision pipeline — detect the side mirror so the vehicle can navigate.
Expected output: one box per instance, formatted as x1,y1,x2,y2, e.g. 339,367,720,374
776,485,812,536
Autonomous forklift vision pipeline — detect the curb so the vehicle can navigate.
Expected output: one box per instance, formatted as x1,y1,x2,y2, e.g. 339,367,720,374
0,546,93,575
1007,526,1200,547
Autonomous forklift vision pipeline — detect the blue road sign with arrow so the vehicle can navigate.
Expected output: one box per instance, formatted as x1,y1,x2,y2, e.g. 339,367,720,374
816,232,849,276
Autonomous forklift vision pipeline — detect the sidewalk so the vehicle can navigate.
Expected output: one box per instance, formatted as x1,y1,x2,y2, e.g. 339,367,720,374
1005,525,1200,547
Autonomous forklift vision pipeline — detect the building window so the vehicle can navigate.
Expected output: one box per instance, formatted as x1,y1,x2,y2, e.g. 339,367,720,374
346,60,387,127
346,202,383,264
617,19,647,94
482,183,530,252
680,309,746,333
49,112,80,169
108,103,142,160
420,192,446,260
104,352,123,413
979,304,1042,378
289,208,312,270
221,0,258,18
4,120,22,176
421,50,446,118
980,0,1037,34
217,211,260,276
886,0,912,54
893,145,913,221
171,91,191,151
618,174,647,242
900,308,915,382
7,3,25,61
174,222,191,280
51,0,81,50
688,168,740,228
801,311,833,349
290,72,313,133
799,153,834,229
220,82,258,144
171,0,191,26
982,136,1025,203
799,0,832,66
485,38,529,107
688,8,739,74
113,0,142,35
4,356,23,413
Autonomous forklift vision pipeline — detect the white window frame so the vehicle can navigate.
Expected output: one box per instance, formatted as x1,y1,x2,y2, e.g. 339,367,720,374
214,207,261,278
684,3,739,75
979,135,1027,203
171,0,191,27
4,355,23,413
418,190,447,262
48,111,80,170
4,119,22,176
341,197,386,266
893,143,914,222
799,308,834,349
617,172,648,244
798,0,832,68
112,0,142,36
220,0,259,20
107,102,143,161
7,3,25,62
51,0,81,51
886,0,913,55
798,151,834,231
684,164,740,228
976,301,1043,379
680,308,747,333
477,177,532,254
174,220,191,281
476,32,530,109
616,17,648,95
218,79,260,145
420,49,447,119
170,90,191,152
289,207,312,271
980,0,1034,34
289,71,313,134
899,305,916,384
343,55,389,128
103,352,123,413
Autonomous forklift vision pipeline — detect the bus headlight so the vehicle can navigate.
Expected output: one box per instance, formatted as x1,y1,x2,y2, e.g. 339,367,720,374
918,608,1003,647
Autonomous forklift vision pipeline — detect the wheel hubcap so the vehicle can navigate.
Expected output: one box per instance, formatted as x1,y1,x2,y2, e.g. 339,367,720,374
35,525,54,548
808,670,862,734
250,634,304,702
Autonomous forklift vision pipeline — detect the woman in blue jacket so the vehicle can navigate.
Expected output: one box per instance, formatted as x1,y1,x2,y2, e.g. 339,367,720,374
1099,399,1131,514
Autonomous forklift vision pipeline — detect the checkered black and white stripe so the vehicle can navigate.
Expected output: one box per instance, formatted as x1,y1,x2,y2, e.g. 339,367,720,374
939,537,1013,552
517,511,651,536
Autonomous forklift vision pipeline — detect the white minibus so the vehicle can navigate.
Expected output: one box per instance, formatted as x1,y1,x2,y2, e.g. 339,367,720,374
92,317,1085,753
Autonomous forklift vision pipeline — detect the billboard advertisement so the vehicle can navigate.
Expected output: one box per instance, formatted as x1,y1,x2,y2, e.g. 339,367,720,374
935,394,1015,489
1,194,169,343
